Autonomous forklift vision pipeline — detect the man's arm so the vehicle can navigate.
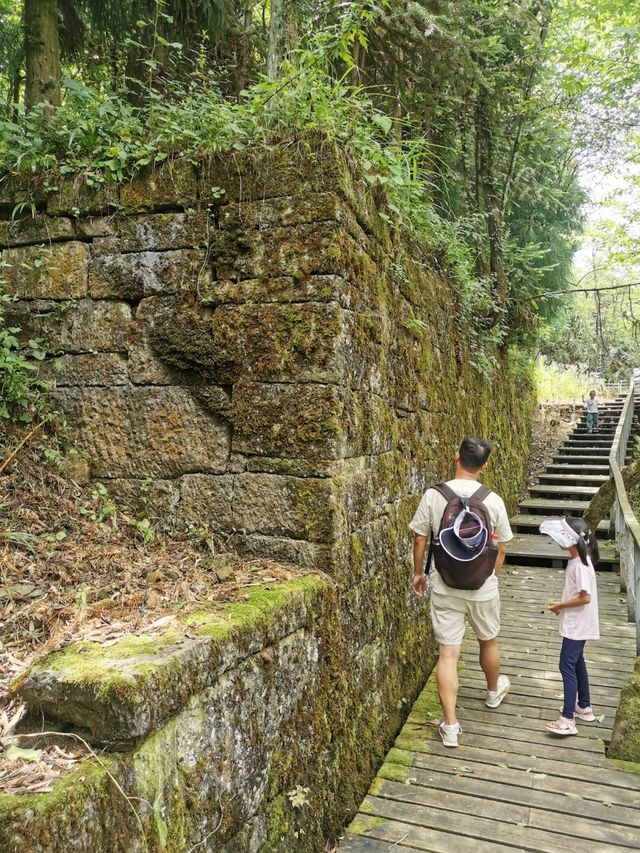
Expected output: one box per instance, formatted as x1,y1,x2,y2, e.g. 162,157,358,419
412,534,429,596
494,542,507,575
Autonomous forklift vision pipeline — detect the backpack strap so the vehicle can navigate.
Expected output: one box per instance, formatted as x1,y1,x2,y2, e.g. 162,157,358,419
471,484,492,504
432,483,457,502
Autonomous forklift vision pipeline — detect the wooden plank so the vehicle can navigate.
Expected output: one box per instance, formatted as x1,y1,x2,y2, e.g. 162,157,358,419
387,749,640,810
528,484,600,496
396,729,608,768
375,779,640,847
340,834,414,853
402,717,604,754
360,794,624,853
344,817,503,853
518,497,591,512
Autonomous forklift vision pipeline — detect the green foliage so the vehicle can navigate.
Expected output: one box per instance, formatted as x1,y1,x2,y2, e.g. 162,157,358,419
0,0,589,378
0,294,50,423
534,359,607,404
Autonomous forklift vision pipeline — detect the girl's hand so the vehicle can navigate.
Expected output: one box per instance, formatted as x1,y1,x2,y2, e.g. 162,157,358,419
548,601,562,615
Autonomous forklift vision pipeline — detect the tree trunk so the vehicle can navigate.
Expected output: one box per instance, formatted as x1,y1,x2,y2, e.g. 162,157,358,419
476,89,508,301
267,0,298,81
24,0,61,115
582,458,640,532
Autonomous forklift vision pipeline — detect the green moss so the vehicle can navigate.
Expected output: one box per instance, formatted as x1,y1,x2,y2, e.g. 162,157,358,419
395,733,430,754
407,672,441,723
377,762,408,783
184,574,327,638
609,758,640,775
346,814,389,836
608,659,640,762
386,747,412,767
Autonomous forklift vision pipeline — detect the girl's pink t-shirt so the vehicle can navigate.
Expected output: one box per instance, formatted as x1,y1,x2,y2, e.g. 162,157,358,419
559,556,600,641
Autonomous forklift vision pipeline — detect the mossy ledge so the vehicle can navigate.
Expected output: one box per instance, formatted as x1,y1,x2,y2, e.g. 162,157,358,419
13,575,327,745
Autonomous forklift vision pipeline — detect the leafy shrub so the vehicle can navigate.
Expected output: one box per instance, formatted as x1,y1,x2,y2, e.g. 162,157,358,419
0,295,50,424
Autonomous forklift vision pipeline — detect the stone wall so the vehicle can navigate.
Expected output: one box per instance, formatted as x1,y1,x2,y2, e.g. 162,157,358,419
0,143,535,851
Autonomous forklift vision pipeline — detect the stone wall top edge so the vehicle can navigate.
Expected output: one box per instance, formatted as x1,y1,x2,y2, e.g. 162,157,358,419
0,139,372,217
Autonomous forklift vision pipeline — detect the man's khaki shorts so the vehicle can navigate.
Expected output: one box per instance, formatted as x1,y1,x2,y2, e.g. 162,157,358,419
430,591,501,646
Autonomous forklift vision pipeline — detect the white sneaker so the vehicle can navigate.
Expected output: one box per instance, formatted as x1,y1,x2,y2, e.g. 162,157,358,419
546,716,578,736
439,722,462,748
486,674,510,708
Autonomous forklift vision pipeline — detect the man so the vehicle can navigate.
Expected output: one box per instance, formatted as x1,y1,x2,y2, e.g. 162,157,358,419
410,436,513,748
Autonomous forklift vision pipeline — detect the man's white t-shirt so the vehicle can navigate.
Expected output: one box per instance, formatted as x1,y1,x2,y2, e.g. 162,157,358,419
559,556,600,640
585,397,599,413
409,478,513,601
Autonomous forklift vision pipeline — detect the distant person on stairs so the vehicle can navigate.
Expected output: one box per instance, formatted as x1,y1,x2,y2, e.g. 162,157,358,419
540,516,600,737
410,437,513,749
584,390,599,432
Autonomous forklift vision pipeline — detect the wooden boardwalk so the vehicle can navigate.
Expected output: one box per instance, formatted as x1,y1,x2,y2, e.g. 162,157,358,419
342,400,640,851
341,569,639,852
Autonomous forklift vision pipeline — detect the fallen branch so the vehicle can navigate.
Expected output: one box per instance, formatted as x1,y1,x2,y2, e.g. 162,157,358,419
0,421,46,477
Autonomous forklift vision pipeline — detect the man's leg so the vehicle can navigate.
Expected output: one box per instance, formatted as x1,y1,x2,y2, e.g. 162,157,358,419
437,644,462,725
478,638,500,693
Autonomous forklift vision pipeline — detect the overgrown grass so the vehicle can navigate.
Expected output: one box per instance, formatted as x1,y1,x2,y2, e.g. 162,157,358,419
534,360,608,403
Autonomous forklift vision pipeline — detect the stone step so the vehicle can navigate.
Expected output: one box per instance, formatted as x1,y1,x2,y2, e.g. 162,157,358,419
505,532,618,568
529,483,599,498
510,514,611,539
518,497,590,514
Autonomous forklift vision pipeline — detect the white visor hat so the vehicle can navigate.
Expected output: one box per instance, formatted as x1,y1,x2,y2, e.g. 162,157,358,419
439,509,488,562
539,518,580,548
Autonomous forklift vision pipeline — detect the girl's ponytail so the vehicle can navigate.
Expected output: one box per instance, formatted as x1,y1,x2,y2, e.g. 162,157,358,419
565,516,599,566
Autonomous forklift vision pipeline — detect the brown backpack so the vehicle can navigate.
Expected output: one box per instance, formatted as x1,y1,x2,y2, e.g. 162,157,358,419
430,483,497,590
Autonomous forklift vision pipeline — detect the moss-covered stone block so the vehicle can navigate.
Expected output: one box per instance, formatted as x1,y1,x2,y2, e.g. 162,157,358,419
119,159,197,212
197,144,354,205
609,656,640,761
0,214,75,248
232,473,336,543
3,242,88,299
49,298,132,353
88,210,210,253
200,273,349,307
49,352,129,387
231,379,341,460
88,248,209,300
46,178,119,216
53,386,230,479
212,302,343,384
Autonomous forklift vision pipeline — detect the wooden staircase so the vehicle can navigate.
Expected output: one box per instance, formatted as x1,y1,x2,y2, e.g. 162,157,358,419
507,397,639,572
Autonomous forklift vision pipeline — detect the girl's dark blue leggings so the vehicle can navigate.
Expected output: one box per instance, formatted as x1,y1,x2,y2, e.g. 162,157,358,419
559,637,591,719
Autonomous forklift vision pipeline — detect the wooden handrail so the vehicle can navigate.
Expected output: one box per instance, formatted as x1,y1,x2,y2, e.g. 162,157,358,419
609,376,640,650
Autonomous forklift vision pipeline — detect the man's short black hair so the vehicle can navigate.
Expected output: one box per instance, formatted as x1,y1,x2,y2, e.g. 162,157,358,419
459,437,492,471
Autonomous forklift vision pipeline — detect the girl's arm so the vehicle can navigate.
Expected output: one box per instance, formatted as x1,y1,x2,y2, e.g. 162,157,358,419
548,589,590,615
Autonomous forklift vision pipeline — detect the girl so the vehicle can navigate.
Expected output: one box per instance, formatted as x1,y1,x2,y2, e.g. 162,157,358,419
584,390,599,432
539,516,600,736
